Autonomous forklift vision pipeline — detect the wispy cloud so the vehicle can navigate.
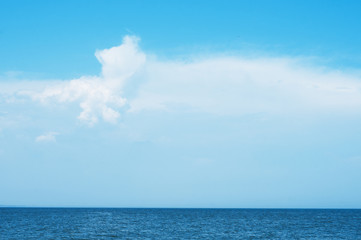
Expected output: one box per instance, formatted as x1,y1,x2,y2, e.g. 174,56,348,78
35,132,58,143
129,57,361,115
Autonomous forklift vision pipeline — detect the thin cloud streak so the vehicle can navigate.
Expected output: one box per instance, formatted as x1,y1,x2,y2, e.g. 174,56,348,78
35,132,58,143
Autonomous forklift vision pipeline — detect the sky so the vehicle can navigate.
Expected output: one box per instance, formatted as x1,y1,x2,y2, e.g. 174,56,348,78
1,0,361,208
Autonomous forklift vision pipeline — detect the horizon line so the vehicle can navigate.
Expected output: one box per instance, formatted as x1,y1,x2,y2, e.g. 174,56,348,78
1,206,360,210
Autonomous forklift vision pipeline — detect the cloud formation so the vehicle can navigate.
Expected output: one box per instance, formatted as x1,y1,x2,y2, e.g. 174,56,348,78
6,35,361,125
32,36,146,125
35,132,58,143
129,58,361,115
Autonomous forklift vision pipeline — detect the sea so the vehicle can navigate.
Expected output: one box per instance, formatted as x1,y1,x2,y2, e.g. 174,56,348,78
0,208,360,239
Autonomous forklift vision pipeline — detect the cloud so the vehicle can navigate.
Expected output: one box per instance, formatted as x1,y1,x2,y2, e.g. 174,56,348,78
4,35,361,126
35,132,58,143
95,36,146,83
129,58,361,115
34,76,127,125
31,36,146,126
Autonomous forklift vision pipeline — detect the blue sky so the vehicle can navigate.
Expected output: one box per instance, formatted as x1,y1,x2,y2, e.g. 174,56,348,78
1,0,361,208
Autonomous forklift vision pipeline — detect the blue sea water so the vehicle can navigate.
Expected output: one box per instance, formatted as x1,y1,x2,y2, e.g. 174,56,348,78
0,208,360,239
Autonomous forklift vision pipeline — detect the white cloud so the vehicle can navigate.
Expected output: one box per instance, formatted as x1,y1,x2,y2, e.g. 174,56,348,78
129,58,361,115
34,76,127,125
3,35,361,126
35,132,58,143
31,36,146,126
95,36,146,83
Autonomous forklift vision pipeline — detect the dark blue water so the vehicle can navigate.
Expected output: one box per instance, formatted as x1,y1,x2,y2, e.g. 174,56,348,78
1,208,360,239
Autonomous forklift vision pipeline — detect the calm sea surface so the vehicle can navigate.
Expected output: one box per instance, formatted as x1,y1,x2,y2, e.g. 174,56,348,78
0,208,360,239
